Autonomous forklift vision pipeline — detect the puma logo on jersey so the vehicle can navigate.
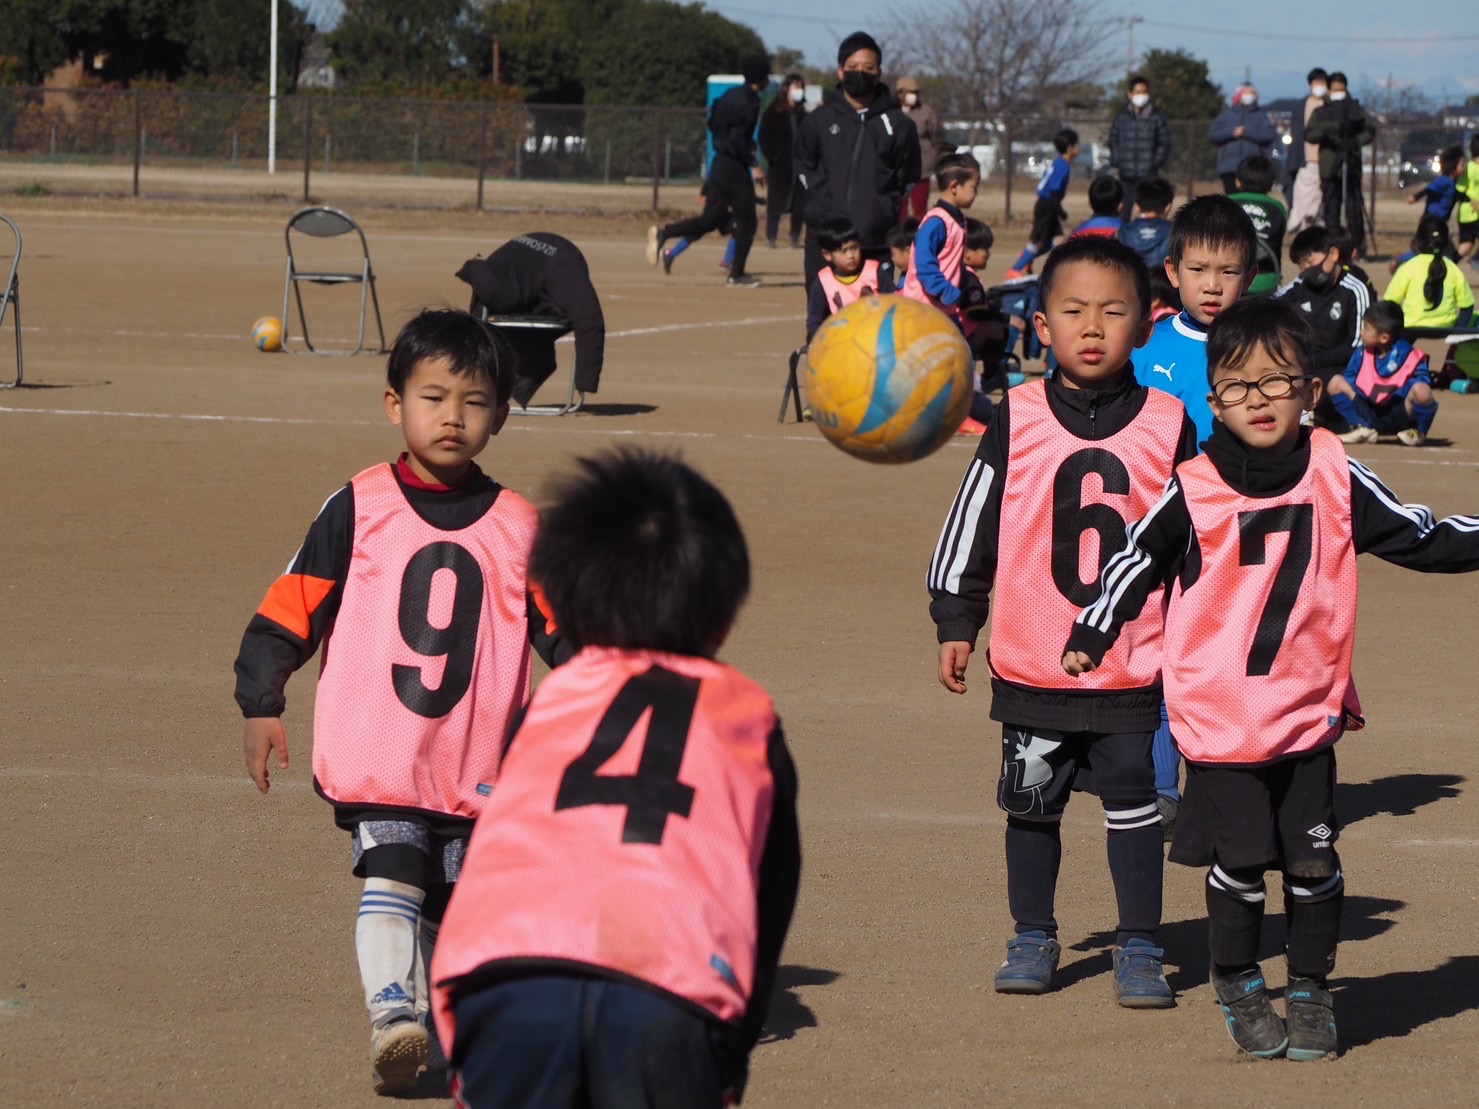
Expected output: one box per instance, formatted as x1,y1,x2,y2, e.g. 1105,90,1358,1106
1153,362,1174,380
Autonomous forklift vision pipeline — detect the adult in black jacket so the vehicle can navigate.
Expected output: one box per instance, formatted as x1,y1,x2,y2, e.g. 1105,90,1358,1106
794,31,920,292
648,55,769,286
1305,73,1375,253
455,233,605,406
758,73,807,248
1108,76,1172,220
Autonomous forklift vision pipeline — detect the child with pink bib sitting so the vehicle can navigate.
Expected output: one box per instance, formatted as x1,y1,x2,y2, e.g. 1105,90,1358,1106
233,309,565,1095
1329,300,1437,446
805,216,896,341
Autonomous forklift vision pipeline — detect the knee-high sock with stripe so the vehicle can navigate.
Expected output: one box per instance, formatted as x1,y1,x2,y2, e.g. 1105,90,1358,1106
1004,815,1062,935
1284,869,1344,983
1010,243,1041,273
1206,864,1267,972
357,878,424,1029
1104,802,1164,946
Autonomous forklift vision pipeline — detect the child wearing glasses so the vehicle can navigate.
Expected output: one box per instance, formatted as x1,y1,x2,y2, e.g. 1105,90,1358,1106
1063,296,1479,1063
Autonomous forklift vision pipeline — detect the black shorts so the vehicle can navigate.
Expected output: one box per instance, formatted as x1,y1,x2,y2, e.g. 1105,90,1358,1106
1029,196,1065,248
1169,746,1338,872
997,724,1156,817
1459,221,1477,245
1350,392,1416,435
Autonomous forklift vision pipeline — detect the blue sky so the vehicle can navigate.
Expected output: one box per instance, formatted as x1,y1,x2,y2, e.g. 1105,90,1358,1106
705,0,1478,104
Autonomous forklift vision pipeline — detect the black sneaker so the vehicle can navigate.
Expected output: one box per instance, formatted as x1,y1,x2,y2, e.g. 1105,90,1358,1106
661,248,675,275
1285,977,1337,1061
1211,965,1287,1058
726,273,762,288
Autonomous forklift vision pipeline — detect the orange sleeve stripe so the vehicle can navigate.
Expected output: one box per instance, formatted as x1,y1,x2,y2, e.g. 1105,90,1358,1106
257,574,337,640
529,579,559,634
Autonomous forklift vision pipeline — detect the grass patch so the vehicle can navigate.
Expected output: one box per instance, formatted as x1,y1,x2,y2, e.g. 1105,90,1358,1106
14,181,49,198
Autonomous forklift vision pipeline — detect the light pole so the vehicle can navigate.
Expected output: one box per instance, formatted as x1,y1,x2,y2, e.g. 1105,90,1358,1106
268,0,278,174
1124,15,1143,79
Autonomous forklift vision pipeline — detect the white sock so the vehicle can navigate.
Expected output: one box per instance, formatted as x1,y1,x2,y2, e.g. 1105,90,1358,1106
413,916,440,1020
357,878,424,1029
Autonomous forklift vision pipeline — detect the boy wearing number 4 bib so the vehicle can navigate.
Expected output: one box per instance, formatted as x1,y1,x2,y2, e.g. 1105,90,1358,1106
234,309,566,1095
1064,297,1479,1061
431,450,801,1108
928,236,1199,1006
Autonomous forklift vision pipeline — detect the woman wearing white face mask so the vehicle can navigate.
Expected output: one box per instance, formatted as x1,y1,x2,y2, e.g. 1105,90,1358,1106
759,74,808,248
1108,75,1172,220
1286,67,1330,235
1208,84,1277,193
895,75,951,222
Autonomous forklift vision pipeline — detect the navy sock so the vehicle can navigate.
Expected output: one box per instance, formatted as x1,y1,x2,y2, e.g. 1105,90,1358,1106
1005,816,1061,936
1105,803,1163,945
1412,399,1438,435
1206,865,1266,972
1329,392,1364,427
1284,872,1343,983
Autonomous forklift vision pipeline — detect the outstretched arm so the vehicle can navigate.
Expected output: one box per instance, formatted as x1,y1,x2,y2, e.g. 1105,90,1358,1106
1349,458,1479,572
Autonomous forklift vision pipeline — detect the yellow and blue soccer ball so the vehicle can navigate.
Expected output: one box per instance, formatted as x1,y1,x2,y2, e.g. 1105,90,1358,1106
804,295,973,463
251,315,283,352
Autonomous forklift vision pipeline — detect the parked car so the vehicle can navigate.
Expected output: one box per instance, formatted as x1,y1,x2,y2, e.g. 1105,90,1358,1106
1397,128,1466,189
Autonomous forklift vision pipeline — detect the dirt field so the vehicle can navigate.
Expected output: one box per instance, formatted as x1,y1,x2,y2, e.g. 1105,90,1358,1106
3,194,1479,1107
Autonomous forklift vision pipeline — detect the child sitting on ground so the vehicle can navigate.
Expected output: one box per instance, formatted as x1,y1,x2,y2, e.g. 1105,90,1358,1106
805,216,896,341
1228,156,1288,295
1007,127,1079,278
957,217,1008,433
1066,295,1479,1062
902,152,981,317
1385,217,1476,331
1071,177,1126,238
233,309,565,1096
1330,300,1437,446
1118,176,1175,271
431,449,801,1108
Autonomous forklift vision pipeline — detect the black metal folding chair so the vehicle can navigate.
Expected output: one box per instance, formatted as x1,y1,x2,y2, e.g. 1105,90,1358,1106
475,309,583,415
281,206,386,356
0,214,21,388
778,347,805,423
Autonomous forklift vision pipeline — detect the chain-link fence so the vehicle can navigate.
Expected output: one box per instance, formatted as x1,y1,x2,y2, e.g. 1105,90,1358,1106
0,87,707,210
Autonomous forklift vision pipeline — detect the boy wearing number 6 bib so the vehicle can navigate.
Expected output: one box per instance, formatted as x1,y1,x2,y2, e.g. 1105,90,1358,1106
233,309,565,1095
431,450,801,1108
1064,298,1479,1061
928,236,1199,1006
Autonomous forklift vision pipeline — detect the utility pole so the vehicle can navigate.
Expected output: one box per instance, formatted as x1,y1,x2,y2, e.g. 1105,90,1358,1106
1124,15,1143,79
268,0,278,174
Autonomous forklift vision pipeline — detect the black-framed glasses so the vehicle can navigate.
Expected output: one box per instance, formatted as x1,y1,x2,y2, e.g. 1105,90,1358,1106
1212,373,1312,404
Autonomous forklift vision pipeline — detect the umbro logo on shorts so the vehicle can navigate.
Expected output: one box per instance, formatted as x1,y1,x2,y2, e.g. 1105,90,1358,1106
1307,823,1334,846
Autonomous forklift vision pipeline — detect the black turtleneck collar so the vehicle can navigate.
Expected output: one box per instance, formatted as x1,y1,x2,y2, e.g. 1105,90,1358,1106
1043,365,1146,440
1202,421,1312,497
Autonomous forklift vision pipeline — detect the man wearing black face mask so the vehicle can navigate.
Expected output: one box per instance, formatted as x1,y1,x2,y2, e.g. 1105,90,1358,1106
1275,225,1371,428
794,31,920,294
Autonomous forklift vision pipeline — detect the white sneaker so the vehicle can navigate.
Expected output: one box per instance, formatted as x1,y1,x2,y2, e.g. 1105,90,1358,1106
645,225,661,266
1397,428,1426,447
370,1018,428,1096
1338,425,1378,444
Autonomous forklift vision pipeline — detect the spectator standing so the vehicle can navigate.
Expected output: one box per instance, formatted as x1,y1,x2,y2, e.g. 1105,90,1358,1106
1306,73,1375,255
1208,85,1277,193
758,74,807,249
1286,68,1329,234
795,31,920,294
1108,75,1172,221
896,75,952,222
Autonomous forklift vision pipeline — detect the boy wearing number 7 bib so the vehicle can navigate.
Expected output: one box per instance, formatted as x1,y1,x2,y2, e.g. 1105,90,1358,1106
1064,298,1479,1061
928,236,1198,1006
233,309,565,1095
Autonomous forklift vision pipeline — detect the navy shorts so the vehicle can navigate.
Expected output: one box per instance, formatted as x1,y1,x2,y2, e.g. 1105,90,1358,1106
1029,196,1065,248
1350,391,1416,435
997,724,1156,817
1170,746,1339,873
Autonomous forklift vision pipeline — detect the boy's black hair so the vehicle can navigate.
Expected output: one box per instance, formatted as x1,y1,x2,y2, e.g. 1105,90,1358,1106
1413,215,1453,311
817,216,861,252
1168,194,1258,271
837,31,881,66
1088,175,1125,216
1204,296,1316,389
1364,300,1404,338
935,152,980,191
1234,155,1276,195
1288,225,1333,264
886,219,919,251
1149,269,1182,313
1307,67,1328,84
1128,73,1149,90
529,450,750,657
1328,71,1348,86
1053,127,1079,154
1133,176,1175,214
1326,224,1360,263
740,55,770,87
964,218,993,251
1439,145,1464,176
386,308,515,404
1038,235,1151,321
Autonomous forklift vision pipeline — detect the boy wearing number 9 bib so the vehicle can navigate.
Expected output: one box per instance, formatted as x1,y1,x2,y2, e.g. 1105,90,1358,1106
928,236,1199,1006
1064,298,1479,1061
234,309,566,1095
431,450,801,1108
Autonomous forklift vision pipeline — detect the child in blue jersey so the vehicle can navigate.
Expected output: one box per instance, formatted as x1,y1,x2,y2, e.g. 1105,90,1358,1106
910,153,981,310
1328,301,1437,446
1407,146,1465,232
1071,177,1126,239
1118,177,1175,271
1007,128,1079,277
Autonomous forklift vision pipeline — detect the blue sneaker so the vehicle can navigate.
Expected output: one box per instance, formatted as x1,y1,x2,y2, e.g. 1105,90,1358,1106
1211,965,1287,1057
1112,938,1175,1008
994,930,1061,994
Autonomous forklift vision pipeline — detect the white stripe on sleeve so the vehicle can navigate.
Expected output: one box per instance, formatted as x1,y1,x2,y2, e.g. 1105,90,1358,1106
928,458,996,594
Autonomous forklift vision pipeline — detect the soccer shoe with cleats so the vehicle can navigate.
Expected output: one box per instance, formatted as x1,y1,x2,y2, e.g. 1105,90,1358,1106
1211,965,1287,1058
1338,425,1378,444
645,225,662,266
1112,938,1175,1008
1285,978,1337,1061
370,1017,429,1096
1396,428,1426,447
994,930,1061,994
955,417,988,436
726,273,762,288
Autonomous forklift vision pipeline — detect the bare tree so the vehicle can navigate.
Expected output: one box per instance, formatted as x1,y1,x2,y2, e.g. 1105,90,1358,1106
888,0,1109,217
